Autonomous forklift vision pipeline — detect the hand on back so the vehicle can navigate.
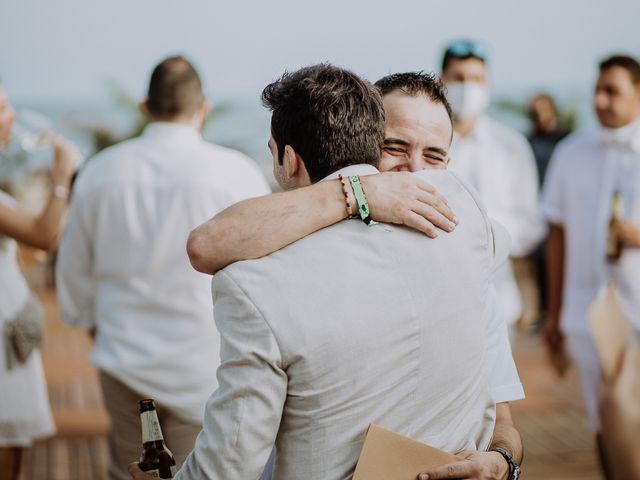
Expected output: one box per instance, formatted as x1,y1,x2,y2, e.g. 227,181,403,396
361,172,457,238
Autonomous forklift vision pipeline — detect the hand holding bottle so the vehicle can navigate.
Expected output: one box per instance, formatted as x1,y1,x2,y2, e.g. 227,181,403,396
128,463,158,480
613,221,640,248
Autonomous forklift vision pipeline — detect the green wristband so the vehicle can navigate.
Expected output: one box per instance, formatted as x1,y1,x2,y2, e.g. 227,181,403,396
348,175,378,226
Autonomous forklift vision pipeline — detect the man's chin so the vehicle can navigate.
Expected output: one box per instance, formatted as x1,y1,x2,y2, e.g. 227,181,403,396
596,112,621,129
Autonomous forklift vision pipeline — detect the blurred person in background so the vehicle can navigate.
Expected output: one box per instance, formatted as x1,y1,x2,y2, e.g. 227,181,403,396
600,342,640,480
527,94,570,334
528,93,569,187
440,39,546,338
55,56,271,480
0,82,79,480
542,55,640,478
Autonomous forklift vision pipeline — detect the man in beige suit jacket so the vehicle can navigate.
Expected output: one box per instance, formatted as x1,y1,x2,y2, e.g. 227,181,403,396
131,65,522,480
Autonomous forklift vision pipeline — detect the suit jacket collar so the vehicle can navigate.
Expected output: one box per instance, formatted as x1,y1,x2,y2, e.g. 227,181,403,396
321,164,380,181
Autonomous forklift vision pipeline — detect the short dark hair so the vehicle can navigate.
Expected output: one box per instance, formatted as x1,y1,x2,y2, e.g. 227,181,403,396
599,55,640,84
441,39,488,72
375,72,453,126
147,56,204,119
262,64,384,183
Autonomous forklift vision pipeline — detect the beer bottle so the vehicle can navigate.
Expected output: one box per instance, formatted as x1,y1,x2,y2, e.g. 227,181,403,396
138,399,176,478
606,192,624,262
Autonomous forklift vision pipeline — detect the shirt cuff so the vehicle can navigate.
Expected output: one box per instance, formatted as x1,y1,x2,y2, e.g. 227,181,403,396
541,204,564,225
492,382,525,404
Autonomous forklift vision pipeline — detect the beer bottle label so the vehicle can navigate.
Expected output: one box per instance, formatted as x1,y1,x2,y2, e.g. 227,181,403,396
141,411,164,443
146,470,160,477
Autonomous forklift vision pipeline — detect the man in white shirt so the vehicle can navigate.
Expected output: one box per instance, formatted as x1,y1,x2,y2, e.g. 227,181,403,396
441,39,546,336
131,66,523,480
55,56,270,480
542,55,640,474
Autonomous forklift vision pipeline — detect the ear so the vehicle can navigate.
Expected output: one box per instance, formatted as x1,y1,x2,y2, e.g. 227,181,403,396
200,99,211,119
283,145,300,179
283,146,312,185
139,100,149,116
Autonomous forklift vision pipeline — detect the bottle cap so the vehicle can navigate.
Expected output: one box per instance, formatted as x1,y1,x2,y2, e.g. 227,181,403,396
139,399,156,413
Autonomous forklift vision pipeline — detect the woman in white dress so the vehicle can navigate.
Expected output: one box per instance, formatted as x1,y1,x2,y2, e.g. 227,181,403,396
0,84,78,479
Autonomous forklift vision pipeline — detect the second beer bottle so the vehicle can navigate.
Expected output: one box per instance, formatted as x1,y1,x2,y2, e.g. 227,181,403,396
138,399,176,478
606,191,624,262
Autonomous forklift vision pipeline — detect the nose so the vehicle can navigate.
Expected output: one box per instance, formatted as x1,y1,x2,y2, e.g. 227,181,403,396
408,153,424,172
594,91,609,111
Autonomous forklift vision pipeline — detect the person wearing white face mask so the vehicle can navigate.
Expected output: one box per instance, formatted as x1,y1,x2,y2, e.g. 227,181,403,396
542,55,640,479
441,39,546,339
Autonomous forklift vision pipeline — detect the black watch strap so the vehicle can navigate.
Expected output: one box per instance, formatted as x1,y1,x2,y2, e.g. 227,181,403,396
491,447,521,480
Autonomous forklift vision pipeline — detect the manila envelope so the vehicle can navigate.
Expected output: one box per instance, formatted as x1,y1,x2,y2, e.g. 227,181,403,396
587,284,635,380
352,424,462,480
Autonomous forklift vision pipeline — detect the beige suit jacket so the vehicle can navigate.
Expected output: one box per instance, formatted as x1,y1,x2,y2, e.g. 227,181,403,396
177,169,511,480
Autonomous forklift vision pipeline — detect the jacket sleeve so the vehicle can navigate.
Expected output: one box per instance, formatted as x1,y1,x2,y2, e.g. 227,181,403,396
175,270,287,480
484,284,525,403
55,188,96,329
486,138,546,256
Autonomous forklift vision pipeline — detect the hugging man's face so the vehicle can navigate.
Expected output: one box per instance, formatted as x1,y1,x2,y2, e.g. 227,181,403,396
379,90,453,173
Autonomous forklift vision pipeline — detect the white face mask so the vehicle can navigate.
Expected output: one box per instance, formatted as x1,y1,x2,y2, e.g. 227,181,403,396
446,82,490,120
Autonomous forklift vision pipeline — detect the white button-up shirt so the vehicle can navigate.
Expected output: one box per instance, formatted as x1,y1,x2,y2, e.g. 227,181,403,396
56,122,271,422
449,116,546,327
542,119,640,334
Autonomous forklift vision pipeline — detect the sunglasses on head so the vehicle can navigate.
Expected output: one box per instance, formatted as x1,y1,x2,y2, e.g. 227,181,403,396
445,40,488,61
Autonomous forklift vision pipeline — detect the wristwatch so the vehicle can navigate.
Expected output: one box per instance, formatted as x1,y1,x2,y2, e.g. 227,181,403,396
491,447,521,480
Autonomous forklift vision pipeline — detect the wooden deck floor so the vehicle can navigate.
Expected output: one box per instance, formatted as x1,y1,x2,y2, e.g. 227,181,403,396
25,290,603,479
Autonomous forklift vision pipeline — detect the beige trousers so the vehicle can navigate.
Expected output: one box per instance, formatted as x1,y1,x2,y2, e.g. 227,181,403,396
99,371,202,480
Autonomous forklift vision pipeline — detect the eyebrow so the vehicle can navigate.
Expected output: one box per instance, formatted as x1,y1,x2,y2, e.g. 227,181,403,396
384,137,448,157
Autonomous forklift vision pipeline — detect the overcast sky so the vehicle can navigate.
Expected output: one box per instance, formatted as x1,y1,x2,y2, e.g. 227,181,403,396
1,0,639,106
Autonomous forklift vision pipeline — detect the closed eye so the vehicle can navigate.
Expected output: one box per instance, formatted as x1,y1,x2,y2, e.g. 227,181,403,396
383,146,406,155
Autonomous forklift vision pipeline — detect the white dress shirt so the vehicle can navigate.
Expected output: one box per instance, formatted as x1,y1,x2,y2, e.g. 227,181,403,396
449,116,546,327
177,166,523,479
542,119,640,334
56,122,271,422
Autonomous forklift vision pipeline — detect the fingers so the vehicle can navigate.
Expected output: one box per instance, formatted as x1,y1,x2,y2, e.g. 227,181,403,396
415,182,458,224
418,459,482,479
404,211,439,238
413,196,456,232
51,136,80,185
127,462,148,479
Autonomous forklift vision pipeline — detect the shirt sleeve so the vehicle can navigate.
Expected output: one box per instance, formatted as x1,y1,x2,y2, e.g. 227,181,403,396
484,284,525,403
489,218,511,275
175,270,287,480
541,144,568,225
485,219,525,402
55,188,96,329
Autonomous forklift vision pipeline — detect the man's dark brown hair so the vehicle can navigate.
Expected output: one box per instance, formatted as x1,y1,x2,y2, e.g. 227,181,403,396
147,56,204,119
375,71,454,126
599,55,640,85
262,63,384,182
